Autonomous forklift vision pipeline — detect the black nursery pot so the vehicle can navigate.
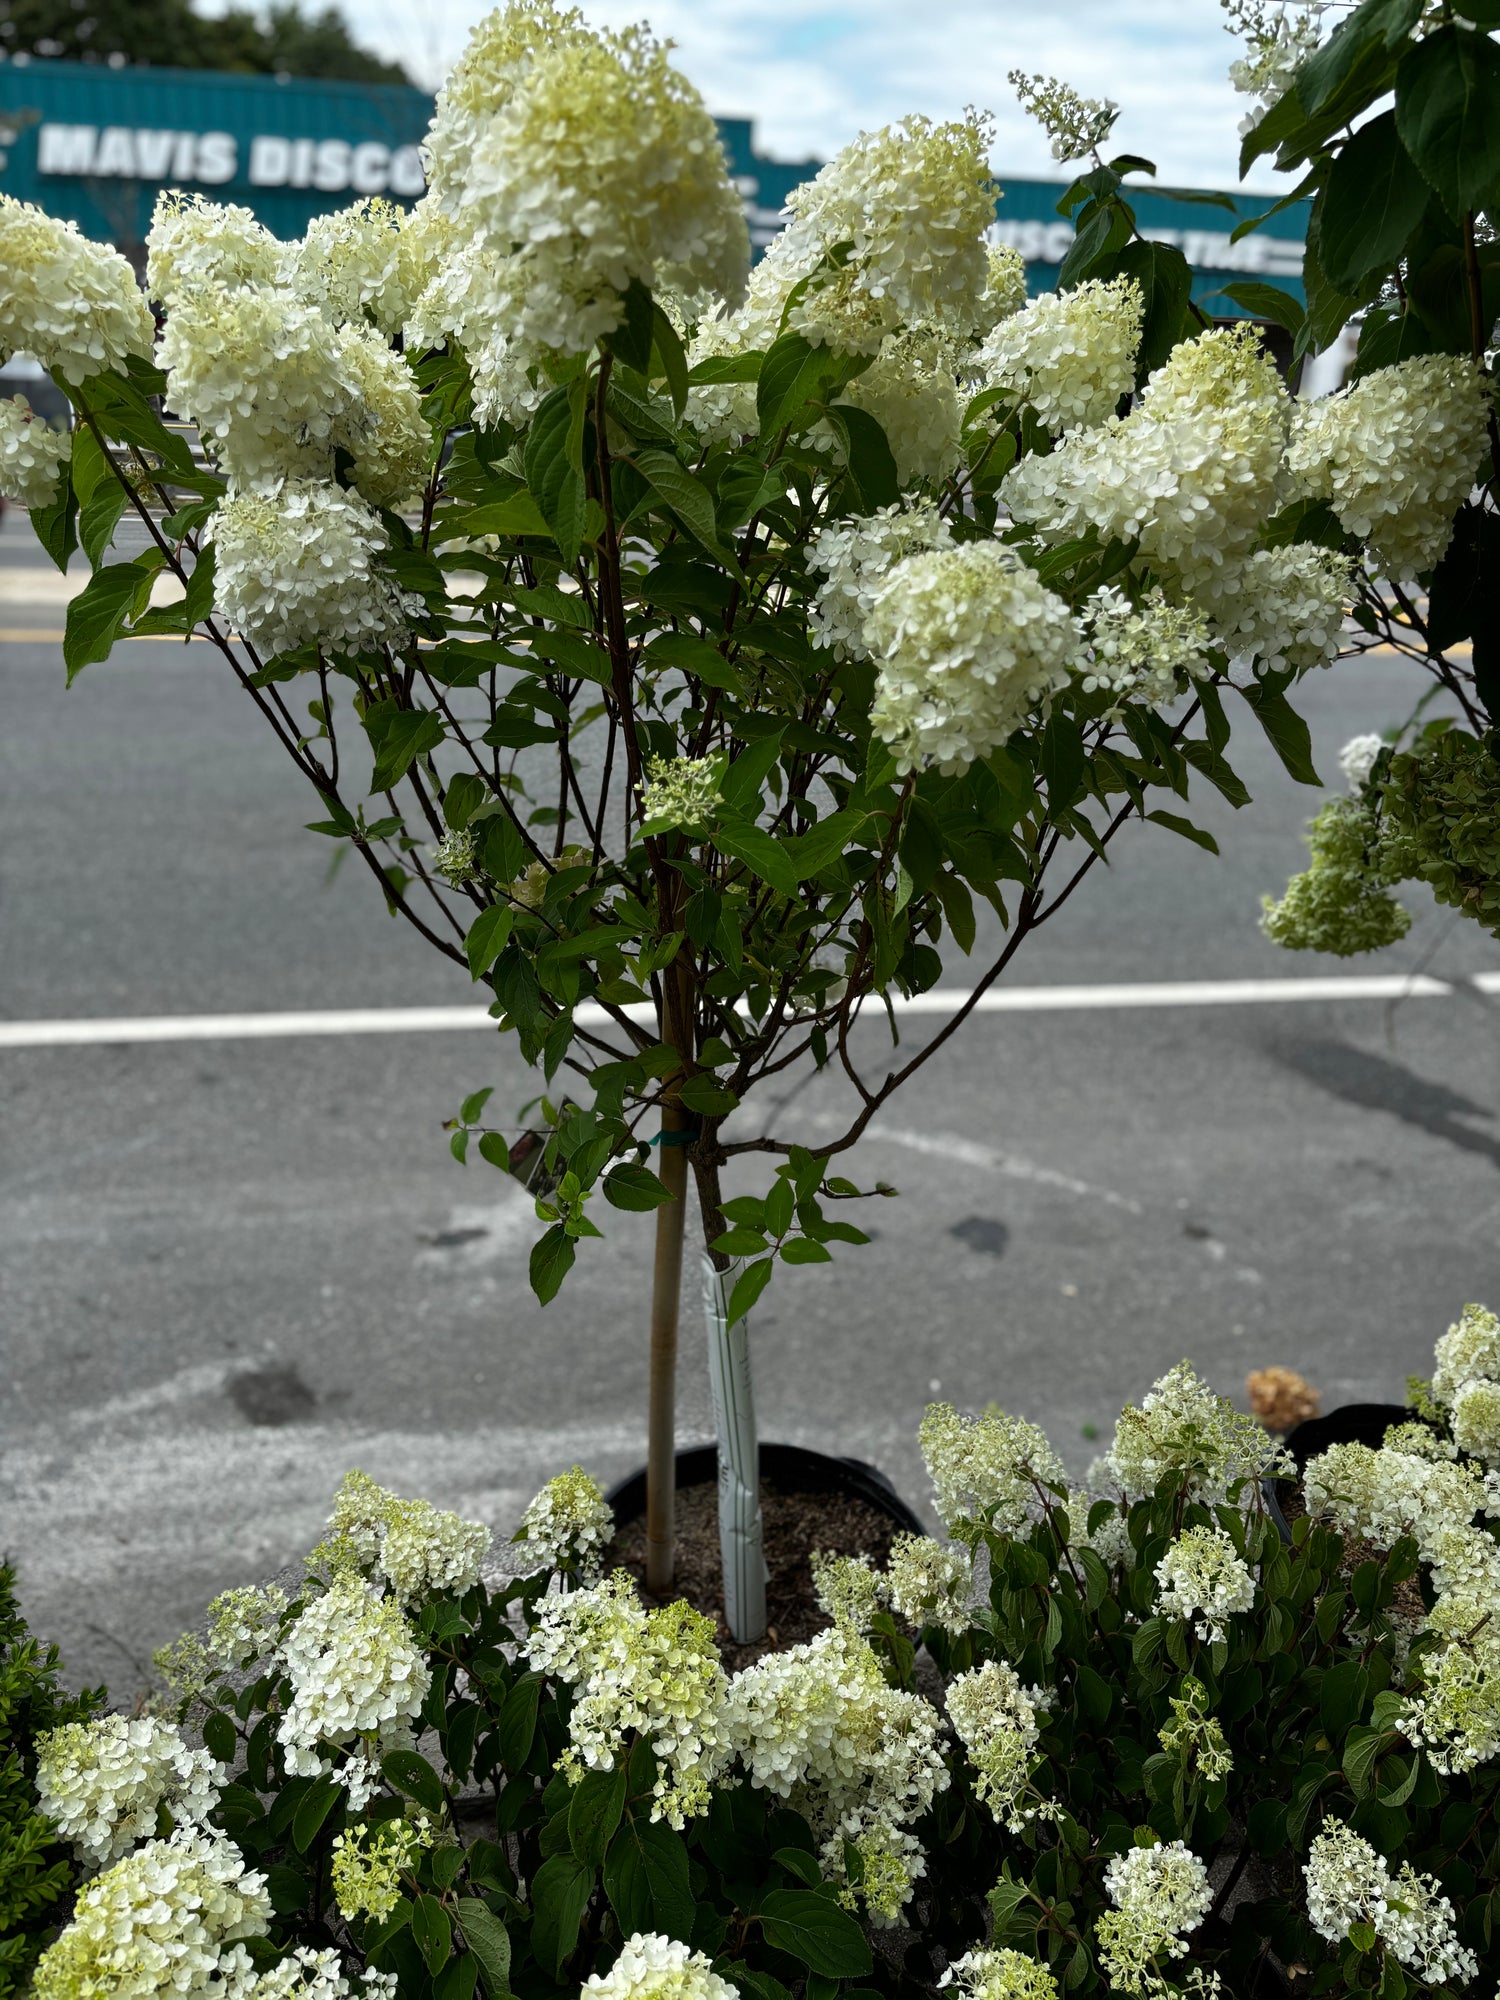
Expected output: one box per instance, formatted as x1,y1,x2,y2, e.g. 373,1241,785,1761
605,1440,926,1536
1264,1401,1410,1542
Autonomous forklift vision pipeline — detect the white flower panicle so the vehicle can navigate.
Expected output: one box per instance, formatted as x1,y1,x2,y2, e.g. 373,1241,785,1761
767,113,997,349
1339,732,1385,792
292,199,412,335
234,1947,397,2000
868,543,1081,774
429,5,747,360
981,243,1029,327
1451,1378,1500,1469
433,828,481,888
318,1468,491,1604
329,1816,432,1922
1432,1302,1500,1408
810,1550,884,1634
0,394,70,508
0,194,154,383
35,1715,222,1869
146,192,285,308
332,327,430,510
807,502,954,663
978,278,1142,434
206,1583,289,1671
938,1950,1060,2000
1202,544,1350,673
919,1400,1067,1535
31,1828,271,2000
1302,1440,1494,1562
1223,1,1331,132
1153,1525,1256,1643
947,1659,1049,1829
1097,1842,1213,1995
1111,1359,1286,1504
684,301,769,443
515,1465,615,1580
209,480,413,661
276,1573,431,1785
1305,1817,1477,1984
583,1933,739,2000
527,1574,730,1827
1008,73,1119,162
1287,355,1490,579
1158,1676,1234,1781
884,1532,973,1634
640,754,723,833
839,328,965,488
1082,586,1212,708
723,1627,948,1922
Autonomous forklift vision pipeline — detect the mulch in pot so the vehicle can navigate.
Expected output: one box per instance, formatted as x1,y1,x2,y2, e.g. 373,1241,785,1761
606,1475,899,1671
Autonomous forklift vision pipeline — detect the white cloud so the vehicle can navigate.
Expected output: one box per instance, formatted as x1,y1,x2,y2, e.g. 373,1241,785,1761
342,0,1296,195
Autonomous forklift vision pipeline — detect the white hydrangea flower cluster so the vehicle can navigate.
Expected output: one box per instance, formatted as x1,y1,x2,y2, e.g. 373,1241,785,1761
1082,585,1212,709
1222,0,1331,132
1433,1303,1500,1415
31,1828,271,2000
723,1627,948,1923
938,1949,1059,2000
1339,733,1385,791
423,3,747,362
867,542,1081,774
146,193,286,310
1111,1359,1286,1504
1401,1610,1500,1776
839,327,965,487
684,302,771,444
515,1465,615,1580
292,198,413,336
1287,355,1491,579
765,113,997,352
919,1400,1068,1536
981,243,1030,328
807,502,954,663
1158,1675,1233,1782
207,1582,289,1672
810,1550,884,1634
0,394,70,508
885,1532,974,1634
1008,72,1119,163
1201,544,1351,674
978,278,1142,434
527,1574,730,1827
276,1574,431,1791
332,327,430,511
0,194,154,384
35,1715,222,1869
1153,1526,1256,1644
1005,323,1290,601
1096,1842,1213,1996
947,1659,1049,1829
209,481,414,661
407,238,550,430
329,1815,432,1922
1068,1484,1137,1571
1304,1816,1477,1984
1302,1440,1494,1561
319,1469,491,1605
640,754,724,833
433,828,481,888
237,1948,397,2000
583,1933,738,2000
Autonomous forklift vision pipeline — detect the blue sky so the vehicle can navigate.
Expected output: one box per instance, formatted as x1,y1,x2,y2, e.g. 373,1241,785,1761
338,0,1298,195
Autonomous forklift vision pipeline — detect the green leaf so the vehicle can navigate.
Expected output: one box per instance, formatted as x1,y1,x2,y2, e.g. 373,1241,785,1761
1219,282,1306,335
202,1711,237,1765
497,1674,540,1768
651,304,690,419
607,278,656,374
1145,809,1219,855
1321,1659,1370,1736
1238,679,1322,785
1298,0,1423,113
413,1893,453,1976
568,1765,627,1872
364,701,447,792
1314,111,1429,292
466,908,515,982
757,331,843,436
720,730,786,814
456,1902,511,1999
477,1133,511,1172
1396,25,1500,221
688,350,763,385
436,494,552,542
525,382,588,566
780,1238,833,1264
530,1224,577,1304
290,1776,342,1853
604,1164,674,1211
531,1853,593,1978
712,818,800,898
822,402,900,511
63,559,154,682
1058,198,1132,287
604,1821,695,1942
635,450,719,552
81,370,196,473
382,1749,447,1814
727,1256,774,1326
435,1960,478,2000
759,1891,873,1979
678,1073,738,1117
646,630,743,692
78,474,131,570
1098,239,1193,379
29,461,79,573
784,809,869,881
529,628,613,686
1041,710,1086,810
264,1864,309,1915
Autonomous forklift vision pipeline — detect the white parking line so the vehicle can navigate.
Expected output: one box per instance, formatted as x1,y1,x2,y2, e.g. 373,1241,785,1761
0,971,1491,1050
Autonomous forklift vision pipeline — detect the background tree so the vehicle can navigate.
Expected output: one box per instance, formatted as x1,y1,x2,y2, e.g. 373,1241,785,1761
0,0,410,85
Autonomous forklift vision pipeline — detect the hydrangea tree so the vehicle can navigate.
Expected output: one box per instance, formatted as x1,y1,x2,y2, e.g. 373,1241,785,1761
1,0,1493,1639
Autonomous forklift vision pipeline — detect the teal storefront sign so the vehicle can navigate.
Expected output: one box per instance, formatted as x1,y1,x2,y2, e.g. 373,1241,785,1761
0,56,1304,306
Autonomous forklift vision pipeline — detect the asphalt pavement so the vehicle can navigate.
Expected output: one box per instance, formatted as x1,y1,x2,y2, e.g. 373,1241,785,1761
3,508,1499,1693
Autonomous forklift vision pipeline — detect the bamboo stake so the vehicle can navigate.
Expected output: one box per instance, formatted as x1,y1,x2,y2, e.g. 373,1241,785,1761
644,1093,690,1593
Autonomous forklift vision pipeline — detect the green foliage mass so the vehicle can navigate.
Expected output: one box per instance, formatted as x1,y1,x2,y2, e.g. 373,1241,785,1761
0,1565,104,1999
1260,796,1412,956
1381,727,1500,939
0,0,410,85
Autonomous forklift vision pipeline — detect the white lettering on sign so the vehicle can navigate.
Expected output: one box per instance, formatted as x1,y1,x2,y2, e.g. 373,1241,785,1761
36,122,426,197
991,214,1304,278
